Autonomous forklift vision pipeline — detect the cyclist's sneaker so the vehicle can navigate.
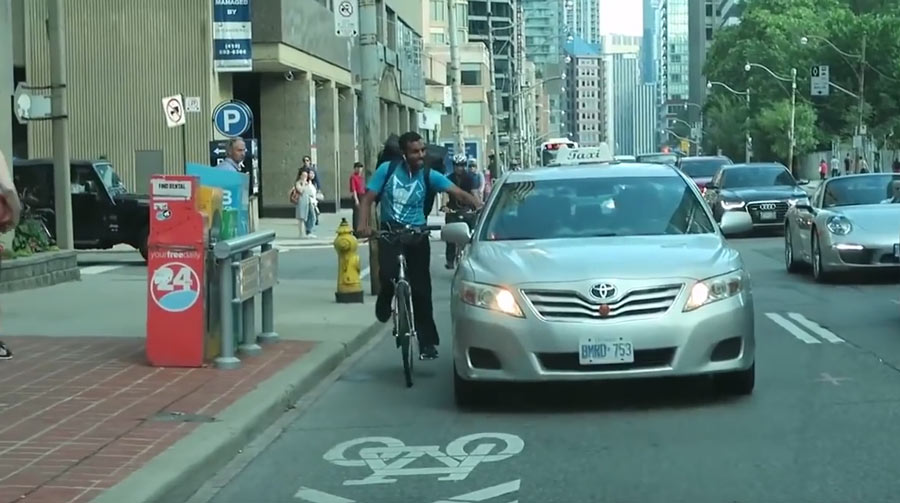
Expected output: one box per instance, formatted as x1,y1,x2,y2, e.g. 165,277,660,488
0,341,11,360
420,344,438,360
445,261,454,269
375,293,392,323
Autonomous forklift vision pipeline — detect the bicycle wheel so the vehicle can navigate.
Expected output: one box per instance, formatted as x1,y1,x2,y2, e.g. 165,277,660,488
395,282,415,387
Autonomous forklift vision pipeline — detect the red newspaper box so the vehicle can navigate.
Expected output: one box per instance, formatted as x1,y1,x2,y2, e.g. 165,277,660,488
146,175,206,367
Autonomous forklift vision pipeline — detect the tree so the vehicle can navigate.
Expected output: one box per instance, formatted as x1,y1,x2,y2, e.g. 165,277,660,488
754,100,820,167
703,94,749,161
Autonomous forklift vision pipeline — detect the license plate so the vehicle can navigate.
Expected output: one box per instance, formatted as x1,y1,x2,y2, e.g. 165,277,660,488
894,243,899,259
578,337,635,365
759,211,777,221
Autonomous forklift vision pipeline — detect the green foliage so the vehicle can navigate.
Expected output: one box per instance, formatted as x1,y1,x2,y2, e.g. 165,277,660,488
704,0,900,156
754,100,819,163
12,214,56,257
703,94,750,161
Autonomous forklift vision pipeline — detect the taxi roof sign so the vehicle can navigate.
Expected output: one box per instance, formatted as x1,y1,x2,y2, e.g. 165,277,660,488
551,143,614,165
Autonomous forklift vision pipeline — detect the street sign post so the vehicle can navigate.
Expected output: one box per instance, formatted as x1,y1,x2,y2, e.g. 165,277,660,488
162,94,186,128
334,0,359,37
212,100,253,137
810,65,830,96
13,83,52,125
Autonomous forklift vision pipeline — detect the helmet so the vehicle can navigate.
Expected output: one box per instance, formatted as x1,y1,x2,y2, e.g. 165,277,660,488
452,153,468,165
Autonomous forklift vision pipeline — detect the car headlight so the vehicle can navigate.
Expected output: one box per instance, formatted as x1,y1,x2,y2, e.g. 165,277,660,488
684,269,745,312
826,215,852,235
458,281,524,318
720,200,745,210
788,196,810,207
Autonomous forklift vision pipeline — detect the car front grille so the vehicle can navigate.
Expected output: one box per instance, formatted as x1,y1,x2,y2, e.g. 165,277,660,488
746,201,789,223
522,284,684,321
537,347,676,372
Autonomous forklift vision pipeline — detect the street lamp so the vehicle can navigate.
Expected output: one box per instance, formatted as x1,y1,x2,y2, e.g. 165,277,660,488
707,80,752,162
801,34,867,170
746,62,797,173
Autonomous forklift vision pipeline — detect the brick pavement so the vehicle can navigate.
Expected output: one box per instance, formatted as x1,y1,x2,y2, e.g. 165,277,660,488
0,336,314,503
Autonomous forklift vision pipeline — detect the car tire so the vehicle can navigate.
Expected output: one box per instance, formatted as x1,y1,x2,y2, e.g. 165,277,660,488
811,232,832,283
784,226,802,273
453,364,485,409
137,227,149,262
714,362,755,396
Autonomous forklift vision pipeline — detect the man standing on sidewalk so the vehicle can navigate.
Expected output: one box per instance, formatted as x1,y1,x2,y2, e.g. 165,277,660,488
349,162,365,230
219,138,246,172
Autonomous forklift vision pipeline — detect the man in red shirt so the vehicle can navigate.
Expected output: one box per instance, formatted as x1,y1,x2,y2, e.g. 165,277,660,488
349,162,366,230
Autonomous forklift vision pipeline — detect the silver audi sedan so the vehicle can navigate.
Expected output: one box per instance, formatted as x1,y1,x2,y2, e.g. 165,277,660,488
441,149,757,408
784,173,900,282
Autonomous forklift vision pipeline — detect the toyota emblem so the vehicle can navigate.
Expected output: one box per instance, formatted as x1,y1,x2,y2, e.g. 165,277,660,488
590,283,618,300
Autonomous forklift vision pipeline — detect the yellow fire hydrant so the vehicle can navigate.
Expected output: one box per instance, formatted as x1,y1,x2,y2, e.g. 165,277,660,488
334,218,364,303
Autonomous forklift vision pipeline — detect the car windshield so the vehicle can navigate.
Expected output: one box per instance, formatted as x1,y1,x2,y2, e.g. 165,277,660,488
94,163,127,194
721,166,795,188
681,159,730,178
480,175,716,241
822,175,900,207
636,154,678,165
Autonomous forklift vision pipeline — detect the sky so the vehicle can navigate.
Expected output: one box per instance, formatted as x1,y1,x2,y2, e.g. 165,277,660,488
599,0,644,36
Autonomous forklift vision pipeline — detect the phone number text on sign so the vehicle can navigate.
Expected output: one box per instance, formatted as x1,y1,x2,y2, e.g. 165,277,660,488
150,262,201,313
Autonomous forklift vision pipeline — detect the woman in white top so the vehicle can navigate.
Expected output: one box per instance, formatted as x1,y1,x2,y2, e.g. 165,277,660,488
292,169,318,238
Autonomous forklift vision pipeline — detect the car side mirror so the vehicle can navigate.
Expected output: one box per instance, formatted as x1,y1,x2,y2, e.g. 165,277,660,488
719,211,753,236
794,203,814,213
441,222,472,245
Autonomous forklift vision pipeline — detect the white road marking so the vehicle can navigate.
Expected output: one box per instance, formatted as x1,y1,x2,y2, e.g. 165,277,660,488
79,265,123,275
765,313,821,344
360,267,370,280
787,313,844,343
816,372,853,386
294,487,355,503
433,480,521,503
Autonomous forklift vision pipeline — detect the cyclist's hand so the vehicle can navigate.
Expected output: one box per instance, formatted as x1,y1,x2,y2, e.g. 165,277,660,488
440,205,449,213
354,225,372,238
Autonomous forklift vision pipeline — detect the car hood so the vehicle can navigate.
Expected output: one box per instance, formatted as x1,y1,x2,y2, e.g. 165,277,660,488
833,204,900,234
468,235,740,284
722,186,806,201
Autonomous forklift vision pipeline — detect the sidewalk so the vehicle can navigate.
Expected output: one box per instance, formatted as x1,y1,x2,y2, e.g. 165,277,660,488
0,250,386,503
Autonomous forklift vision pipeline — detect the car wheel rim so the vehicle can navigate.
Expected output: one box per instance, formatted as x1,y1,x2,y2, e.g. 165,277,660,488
785,231,792,266
812,238,820,278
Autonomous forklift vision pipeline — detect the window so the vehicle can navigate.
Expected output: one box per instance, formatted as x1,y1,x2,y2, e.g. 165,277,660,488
430,0,445,22
461,69,481,85
462,103,483,125
430,32,446,44
480,176,715,241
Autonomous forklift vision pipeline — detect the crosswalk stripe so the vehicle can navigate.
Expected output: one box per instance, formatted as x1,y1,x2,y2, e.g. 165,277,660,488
765,313,821,344
786,313,844,343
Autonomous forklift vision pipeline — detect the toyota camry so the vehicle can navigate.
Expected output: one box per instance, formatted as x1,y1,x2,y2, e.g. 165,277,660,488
784,173,900,282
441,145,757,408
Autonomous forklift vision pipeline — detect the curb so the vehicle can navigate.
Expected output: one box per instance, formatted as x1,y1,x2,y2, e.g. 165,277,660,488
89,321,389,503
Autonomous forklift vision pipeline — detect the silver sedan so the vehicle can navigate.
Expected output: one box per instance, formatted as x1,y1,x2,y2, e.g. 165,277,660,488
441,151,757,408
784,174,900,282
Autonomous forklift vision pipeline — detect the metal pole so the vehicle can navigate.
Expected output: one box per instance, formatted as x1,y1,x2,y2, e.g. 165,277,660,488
238,251,261,356
360,0,381,295
47,0,73,250
745,89,752,163
788,68,797,175
447,0,465,150
516,4,526,163
857,33,866,171
487,5,502,176
258,243,279,344
0,0,12,160
214,257,240,369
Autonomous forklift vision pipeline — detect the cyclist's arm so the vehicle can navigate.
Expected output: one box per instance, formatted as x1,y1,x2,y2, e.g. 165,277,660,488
357,162,391,233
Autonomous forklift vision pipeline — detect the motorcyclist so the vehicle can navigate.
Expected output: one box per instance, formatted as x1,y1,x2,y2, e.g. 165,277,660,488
441,154,478,269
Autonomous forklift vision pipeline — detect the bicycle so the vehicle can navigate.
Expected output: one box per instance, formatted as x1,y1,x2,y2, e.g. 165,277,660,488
442,207,479,267
365,223,443,388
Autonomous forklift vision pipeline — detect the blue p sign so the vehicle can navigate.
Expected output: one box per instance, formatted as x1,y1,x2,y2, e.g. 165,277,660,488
212,101,252,137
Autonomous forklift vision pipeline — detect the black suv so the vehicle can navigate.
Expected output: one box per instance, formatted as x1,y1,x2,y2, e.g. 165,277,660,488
13,159,150,260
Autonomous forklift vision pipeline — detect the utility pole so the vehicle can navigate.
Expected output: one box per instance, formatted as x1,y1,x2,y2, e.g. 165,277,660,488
487,3,502,176
744,88,752,163
788,67,797,176
515,4,526,164
856,33,867,172
447,0,465,151
48,0,73,250
360,0,382,295
0,0,13,161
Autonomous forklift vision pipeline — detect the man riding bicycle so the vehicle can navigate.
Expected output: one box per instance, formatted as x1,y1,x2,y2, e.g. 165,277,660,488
442,154,479,269
356,132,482,360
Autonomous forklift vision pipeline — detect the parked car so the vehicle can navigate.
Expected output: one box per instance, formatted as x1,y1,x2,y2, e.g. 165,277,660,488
13,159,150,260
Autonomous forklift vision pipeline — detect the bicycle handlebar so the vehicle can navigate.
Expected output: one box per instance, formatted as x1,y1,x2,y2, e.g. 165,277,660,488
354,225,443,240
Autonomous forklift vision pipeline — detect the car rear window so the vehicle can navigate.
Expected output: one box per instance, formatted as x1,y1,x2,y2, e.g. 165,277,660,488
680,159,730,178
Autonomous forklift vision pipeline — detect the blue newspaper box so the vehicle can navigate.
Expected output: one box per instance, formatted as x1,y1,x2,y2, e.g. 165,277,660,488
186,163,250,236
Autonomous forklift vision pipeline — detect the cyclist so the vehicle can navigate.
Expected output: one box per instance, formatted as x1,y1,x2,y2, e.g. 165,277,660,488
356,132,482,360
442,154,478,269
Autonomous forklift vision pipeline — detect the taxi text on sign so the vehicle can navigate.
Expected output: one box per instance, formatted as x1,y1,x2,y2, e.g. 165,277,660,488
552,144,614,164
146,175,207,367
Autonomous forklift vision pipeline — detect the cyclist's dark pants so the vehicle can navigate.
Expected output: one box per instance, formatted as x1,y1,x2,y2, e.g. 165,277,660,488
377,228,439,347
444,212,465,264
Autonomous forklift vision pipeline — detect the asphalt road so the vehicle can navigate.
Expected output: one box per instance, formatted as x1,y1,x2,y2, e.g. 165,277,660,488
184,235,900,503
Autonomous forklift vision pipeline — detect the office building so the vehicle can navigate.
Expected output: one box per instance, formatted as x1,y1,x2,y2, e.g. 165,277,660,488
657,0,690,147
611,53,640,155
521,0,568,136
467,0,516,150
642,0,659,83
564,38,606,147
688,0,717,129
718,0,745,29
570,0,601,45
634,83,658,154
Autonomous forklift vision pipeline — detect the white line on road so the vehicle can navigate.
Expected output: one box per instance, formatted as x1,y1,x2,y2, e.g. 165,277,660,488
786,313,844,343
765,313,821,344
294,487,355,503
433,480,521,503
79,265,123,275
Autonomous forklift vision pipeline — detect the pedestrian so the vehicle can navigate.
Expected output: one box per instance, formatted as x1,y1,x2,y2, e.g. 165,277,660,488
844,153,851,175
468,160,485,202
301,156,321,190
819,159,828,180
0,153,21,359
893,158,900,173
830,153,840,178
858,155,869,174
349,161,366,230
291,169,318,238
308,169,322,227
219,138,246,172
